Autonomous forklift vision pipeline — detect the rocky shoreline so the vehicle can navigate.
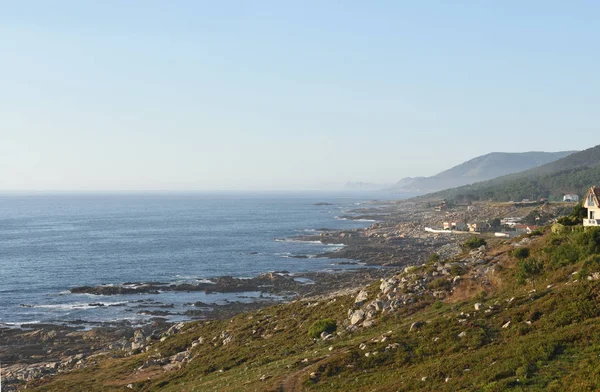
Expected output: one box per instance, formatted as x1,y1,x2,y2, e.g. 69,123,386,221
1,198,481,391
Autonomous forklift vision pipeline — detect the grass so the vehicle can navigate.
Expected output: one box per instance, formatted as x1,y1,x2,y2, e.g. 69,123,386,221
26,227,600,391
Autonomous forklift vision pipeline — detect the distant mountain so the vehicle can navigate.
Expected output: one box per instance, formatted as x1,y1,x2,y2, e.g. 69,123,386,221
426,144,600,202
390,151,576,194
344,181,389,190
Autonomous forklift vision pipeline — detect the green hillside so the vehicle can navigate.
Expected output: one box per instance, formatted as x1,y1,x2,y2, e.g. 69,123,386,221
25,219,600,391
426,145,600,202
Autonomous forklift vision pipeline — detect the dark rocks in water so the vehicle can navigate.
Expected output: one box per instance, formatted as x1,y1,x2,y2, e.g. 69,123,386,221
88,303,106,307
70,285,160,295
70,273,303,296
314,202,334,206
193,301,212,307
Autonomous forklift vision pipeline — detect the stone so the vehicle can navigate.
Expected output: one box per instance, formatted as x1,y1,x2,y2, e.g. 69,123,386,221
354,290,369,306
458,331,466,338
349,310,366,325
362,319,375,328
502,321,511,328
474,303,482,311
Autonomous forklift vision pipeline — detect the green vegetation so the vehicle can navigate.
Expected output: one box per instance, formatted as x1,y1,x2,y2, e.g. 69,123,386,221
427,145,600,202
511,247,530,259
428,253,441,264
308,318,337,339
557,203,587,226
516,258,543,289
463,237,487,250
26,221,600,391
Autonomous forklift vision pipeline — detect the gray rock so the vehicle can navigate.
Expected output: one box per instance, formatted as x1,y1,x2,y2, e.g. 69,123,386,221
349,309,366,325
354,290,369,306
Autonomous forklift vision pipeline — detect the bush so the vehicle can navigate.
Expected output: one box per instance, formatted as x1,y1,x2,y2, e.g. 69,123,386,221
308,318,337,339
517,258,543,289
463,237,487,250
511,247,530,259
428,253,440,264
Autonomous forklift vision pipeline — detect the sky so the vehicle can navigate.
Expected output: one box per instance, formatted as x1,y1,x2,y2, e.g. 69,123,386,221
1,1,599,191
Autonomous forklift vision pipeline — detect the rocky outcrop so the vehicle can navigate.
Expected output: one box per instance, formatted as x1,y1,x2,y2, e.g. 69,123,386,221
345,245,496,330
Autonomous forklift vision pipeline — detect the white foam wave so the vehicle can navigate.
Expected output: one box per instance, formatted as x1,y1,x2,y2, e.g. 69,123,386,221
1,320,41,327
274,239,323,244
30,301,127,310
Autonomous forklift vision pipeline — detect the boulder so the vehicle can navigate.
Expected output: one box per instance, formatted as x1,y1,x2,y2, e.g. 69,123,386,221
354,290,369,306
349,310,366,326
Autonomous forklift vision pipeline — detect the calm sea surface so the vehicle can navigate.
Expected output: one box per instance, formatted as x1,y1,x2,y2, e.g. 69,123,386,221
0,192,398,327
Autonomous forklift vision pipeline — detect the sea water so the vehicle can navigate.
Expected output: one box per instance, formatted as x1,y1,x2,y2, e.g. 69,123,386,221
0,192,399,327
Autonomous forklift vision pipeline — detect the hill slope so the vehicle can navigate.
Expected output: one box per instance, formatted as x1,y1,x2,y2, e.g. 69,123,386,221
390,151,575,193
427,144,600,202
23,223,600,391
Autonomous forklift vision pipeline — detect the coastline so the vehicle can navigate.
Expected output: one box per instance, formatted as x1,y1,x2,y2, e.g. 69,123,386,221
2,197,408,390
8,196,553,390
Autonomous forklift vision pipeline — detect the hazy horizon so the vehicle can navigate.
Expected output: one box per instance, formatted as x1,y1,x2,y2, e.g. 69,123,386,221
3,2,599,191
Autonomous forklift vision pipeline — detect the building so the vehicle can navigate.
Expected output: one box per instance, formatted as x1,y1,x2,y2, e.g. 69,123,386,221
443,221,469,231
563,194,580,202
515,224,538,234
583,187,600,226
468,222,489,232
501,217,522,228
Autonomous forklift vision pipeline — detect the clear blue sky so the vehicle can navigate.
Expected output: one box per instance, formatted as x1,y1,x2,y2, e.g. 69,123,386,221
2,1,598,190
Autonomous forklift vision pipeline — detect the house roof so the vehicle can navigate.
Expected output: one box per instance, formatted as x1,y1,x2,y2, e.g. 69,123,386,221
585,186,600,208
515,224,538,230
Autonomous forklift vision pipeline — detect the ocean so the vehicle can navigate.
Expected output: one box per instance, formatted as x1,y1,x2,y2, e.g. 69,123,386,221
0,192,397,328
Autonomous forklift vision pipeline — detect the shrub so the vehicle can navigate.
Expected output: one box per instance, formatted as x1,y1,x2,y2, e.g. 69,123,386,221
511,247,530,260
428,253,440,264
517,258,543,289
308,318,337,339
463,237,487,250
575,227,600,255
549,244,580,268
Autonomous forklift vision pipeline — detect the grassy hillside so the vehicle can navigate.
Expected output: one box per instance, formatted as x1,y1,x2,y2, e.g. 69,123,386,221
25,219,600,391
427,145,600,202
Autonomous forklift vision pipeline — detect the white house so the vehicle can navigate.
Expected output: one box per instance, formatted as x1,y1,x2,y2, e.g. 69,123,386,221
583,187,600,226
563,194,580,202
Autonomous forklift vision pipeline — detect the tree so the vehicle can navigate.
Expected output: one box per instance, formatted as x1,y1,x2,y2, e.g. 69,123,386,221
517,258,543,290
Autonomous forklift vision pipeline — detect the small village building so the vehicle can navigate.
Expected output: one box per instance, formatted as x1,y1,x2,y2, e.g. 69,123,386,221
469,222,489,232
563,194,580,202
501,217,522,228
583,187,600,226
454,222,468,231
443,221,468,231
